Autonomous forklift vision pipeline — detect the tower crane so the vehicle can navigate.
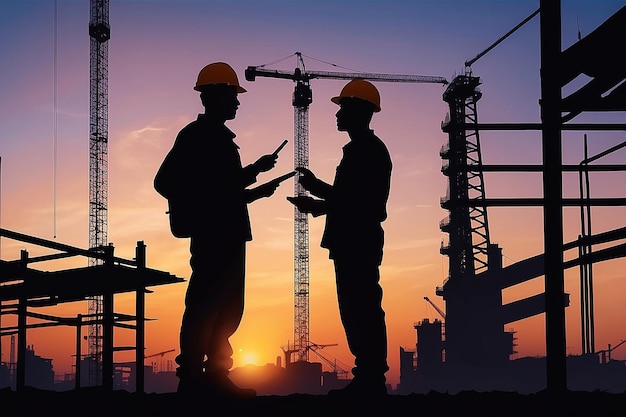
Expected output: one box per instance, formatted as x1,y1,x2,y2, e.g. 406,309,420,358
245,52,448,365
144,348,175,373
424,296,446,320
87,0,110,387
309,342,351,380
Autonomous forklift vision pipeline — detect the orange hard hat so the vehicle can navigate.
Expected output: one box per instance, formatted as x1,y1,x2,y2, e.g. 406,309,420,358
194,62,247,93
331,78,380,112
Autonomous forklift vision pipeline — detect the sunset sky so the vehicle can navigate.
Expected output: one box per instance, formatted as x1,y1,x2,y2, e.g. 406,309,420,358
1,0,625,390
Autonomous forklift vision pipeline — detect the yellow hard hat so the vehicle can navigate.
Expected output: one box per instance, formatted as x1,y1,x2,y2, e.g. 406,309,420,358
194,62,247,93
331,78,380,112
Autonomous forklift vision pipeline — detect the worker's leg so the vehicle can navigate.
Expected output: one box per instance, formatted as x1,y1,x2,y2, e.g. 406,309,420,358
198,242,255,398
334,258,389,385
204,243,245,376
176,238,232,391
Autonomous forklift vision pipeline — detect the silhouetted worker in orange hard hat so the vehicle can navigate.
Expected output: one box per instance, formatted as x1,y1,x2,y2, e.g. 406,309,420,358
287,78,392,397
154,62,286,398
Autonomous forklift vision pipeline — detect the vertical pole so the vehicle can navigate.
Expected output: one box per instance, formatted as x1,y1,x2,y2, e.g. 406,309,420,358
76,314,82,389
102,291,113,390
16,250,28,392
102,244,114,390
0,158,2,368
135,241,146,394
0,298,2,373
539,0,567,393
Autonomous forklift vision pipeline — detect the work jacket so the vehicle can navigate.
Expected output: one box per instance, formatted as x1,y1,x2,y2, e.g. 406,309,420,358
321,130,392,264
154,114,257,243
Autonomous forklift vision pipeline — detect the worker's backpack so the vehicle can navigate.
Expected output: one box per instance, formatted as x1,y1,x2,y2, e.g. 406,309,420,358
166,200,193,238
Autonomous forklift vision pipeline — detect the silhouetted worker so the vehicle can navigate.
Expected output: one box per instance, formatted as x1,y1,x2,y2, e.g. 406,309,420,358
154,62,284,398
287,79,392,397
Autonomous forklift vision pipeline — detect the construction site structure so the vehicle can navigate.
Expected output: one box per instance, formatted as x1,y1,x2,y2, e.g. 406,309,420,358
144,349,175,373
399,3,626,394
245,52,447,366
438,74,517,369
87,0,110,387
0,228,184,392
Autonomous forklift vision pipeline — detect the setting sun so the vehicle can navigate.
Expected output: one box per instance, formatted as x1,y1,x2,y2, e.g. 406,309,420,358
238,349,259,366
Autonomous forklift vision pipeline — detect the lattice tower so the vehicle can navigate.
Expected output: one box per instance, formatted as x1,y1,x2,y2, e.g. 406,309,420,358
440,74,490,280
292,75,312,363
87,0,110,386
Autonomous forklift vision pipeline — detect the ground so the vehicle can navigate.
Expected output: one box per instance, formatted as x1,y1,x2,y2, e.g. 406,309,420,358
2,387,626,417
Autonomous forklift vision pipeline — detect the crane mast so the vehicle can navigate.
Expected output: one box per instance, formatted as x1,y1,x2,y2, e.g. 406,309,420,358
245,52,447,365
88,0,110,386
291,57,312,362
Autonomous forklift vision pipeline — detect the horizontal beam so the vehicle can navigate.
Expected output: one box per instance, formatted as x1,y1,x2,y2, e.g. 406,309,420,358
0,228,136,267
442,197,626,207
452,164,626,172
443,123,626,131
501,292,570,324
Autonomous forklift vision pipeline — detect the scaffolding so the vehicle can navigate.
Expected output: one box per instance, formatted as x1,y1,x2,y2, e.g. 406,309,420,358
0,228,183,392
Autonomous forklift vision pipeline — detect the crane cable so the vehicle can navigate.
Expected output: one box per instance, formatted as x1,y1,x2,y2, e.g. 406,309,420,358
299,52,364,73
256,51,365,74
465,7,539,68
53,0,58,239
255,52,295,69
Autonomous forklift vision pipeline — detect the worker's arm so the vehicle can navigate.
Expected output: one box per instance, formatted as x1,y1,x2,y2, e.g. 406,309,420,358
244,171,296,203
286,196,327,217
295,167,332,199
244,182,277,203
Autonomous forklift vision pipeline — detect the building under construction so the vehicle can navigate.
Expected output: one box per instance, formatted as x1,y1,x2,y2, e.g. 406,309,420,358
398,3,626,394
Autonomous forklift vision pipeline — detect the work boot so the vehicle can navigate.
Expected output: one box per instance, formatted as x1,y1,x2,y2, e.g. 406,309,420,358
176,366,206,396
176,375,207,397
327,376,387,398
205,372,257,399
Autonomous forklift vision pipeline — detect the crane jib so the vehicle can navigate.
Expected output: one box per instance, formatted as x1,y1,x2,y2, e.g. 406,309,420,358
245,66,448,85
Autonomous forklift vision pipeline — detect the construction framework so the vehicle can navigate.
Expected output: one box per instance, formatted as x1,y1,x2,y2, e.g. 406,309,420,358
0,228,183,392
430,2,626,393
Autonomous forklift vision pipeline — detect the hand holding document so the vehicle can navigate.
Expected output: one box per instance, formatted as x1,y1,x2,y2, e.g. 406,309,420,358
248,171,296,201
266,170,296,186
272,139,288,157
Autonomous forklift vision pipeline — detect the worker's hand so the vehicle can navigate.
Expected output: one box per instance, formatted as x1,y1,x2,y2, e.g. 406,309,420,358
254,154,278,173
295,167,317,191
256,181,280,198
245,181,280,203
286,195,325,217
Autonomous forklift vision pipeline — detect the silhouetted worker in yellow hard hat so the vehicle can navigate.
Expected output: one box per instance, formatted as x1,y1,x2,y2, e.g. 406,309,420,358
154,62,285,398
287,78,391,397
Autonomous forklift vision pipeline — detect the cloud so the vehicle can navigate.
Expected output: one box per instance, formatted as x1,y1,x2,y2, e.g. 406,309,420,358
129,125,166,139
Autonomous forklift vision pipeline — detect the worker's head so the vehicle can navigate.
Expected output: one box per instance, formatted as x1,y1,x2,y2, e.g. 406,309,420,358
194,62,247,93
331,78,381,113
332,79,379,132
195,62,246,121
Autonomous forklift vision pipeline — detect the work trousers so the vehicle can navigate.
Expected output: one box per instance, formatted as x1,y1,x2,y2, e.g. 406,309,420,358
333,258,389,382
176,239,246,379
